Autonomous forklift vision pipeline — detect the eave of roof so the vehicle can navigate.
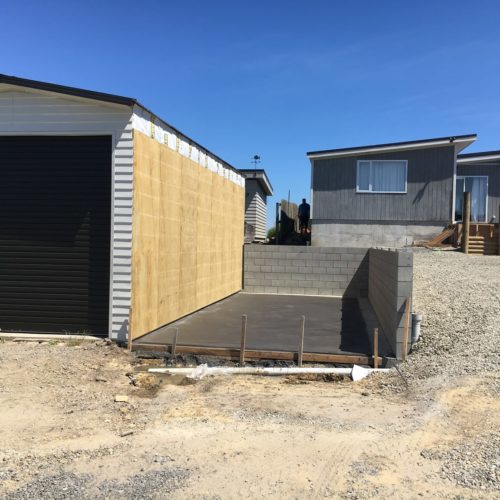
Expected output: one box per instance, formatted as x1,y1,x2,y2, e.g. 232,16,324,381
0,73,137,106
457,150,500,164
0,73,242,175
307,134,477,159
239,169,274,195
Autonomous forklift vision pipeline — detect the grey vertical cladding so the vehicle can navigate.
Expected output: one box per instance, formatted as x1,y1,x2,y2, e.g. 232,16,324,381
457,163,500,222
243,245,369,297
368,248,413,359
312,145,455,222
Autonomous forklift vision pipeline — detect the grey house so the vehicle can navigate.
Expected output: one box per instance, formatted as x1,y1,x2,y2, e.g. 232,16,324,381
307,134,500,247
240,169,273,242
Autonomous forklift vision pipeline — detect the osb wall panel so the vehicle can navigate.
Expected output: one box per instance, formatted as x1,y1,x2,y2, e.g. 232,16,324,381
130,131,244,340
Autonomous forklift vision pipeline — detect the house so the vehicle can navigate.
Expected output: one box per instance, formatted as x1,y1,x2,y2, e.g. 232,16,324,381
240,169,273,242
0,74,245,343
307,134,500,247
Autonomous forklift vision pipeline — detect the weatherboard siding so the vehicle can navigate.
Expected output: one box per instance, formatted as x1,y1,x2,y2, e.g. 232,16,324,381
457,163,500,222
312,145,455,223
245,180,267,240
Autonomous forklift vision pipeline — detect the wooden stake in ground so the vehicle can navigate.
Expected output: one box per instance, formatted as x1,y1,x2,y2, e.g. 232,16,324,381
240,315,247,365
373,328,379,369
171,328,179,357
298,315,305,367
127,307,133,352
498,205,500,256
463,191,471,254
402,298,411,360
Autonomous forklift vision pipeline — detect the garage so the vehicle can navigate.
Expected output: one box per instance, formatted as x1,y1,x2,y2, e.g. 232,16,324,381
0,74,246,341
0,135,111,335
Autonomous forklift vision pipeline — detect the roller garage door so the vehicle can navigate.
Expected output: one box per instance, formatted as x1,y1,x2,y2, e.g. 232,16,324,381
0,136,111,335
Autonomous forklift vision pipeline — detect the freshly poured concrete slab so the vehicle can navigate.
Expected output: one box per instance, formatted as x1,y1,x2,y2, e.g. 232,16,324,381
134,293,371,356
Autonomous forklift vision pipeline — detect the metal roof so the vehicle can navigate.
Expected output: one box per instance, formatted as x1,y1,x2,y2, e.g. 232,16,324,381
307,134,477,159
0,73,241,175
239,169,273,195
457,150,500,163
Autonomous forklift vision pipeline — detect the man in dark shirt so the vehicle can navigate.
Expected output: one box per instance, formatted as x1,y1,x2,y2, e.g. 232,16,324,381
298,198,310,234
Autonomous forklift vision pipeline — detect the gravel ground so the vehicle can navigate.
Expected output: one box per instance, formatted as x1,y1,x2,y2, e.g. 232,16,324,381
422,433,500,491
5,468,189,500
1,249,499,498
405,250,500,385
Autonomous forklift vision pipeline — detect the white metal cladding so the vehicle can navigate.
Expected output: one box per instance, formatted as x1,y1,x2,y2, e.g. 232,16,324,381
0,85,133,341
245,180,267,241
131,105,244,187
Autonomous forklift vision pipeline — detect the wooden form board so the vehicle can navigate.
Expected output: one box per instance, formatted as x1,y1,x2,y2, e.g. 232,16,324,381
131,131,244,340
131,342,382,366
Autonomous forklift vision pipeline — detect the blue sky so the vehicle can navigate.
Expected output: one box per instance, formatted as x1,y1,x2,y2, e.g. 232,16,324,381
2,0,500,227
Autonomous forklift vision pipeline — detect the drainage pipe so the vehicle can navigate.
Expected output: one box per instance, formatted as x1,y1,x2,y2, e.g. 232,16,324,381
148,365,391,380
411,313,422,344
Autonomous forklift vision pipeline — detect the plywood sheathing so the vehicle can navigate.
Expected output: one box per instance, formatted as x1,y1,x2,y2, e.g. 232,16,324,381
131,131,244,340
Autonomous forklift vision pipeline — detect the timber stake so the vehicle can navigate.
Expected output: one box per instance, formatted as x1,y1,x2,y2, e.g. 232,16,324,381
298,315,305,367
240,315,247,365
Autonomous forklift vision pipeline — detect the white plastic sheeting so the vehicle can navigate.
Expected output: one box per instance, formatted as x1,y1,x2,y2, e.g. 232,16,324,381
131,106,244,188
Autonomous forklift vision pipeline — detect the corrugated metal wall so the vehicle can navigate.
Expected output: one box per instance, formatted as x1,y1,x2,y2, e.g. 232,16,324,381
312,145,455,223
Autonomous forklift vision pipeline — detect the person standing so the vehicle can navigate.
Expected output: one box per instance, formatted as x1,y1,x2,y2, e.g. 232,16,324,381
298,198,310,234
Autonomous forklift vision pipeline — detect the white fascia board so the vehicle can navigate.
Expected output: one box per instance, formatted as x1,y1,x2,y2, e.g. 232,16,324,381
457,154,500,164
307,137,476,160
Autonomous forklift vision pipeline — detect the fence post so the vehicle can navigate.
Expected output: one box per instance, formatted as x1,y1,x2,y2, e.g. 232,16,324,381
373,328,379,369
462,191,471,254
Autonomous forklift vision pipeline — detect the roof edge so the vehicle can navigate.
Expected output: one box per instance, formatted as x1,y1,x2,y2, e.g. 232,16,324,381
307,134,477,159
0,73,137,106
239,169,273,195
1,74,243,176
457,149,500,164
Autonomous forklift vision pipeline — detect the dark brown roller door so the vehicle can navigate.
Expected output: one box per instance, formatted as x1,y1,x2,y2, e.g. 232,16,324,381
0,136,111,335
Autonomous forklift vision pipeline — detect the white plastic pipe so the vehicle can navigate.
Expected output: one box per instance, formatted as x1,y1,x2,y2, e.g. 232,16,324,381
148,364,391,381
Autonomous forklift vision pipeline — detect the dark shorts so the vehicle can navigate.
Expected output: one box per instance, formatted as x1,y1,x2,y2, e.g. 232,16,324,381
299,216,309,227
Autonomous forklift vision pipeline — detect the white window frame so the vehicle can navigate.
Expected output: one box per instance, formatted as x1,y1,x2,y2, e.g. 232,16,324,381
356,159,408,194
455,175,489,222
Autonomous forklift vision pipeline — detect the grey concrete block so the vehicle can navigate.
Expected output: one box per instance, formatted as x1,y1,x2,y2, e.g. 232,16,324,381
312,267,326,274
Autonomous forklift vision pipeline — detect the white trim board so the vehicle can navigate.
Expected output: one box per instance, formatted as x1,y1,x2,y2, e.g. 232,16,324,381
308,136,476,159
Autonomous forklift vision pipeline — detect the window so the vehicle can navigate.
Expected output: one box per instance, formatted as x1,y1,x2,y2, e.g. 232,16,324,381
356,160,407,193
454,176,488,222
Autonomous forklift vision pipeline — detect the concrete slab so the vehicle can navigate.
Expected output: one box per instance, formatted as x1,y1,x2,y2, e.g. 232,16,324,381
134,293,371,356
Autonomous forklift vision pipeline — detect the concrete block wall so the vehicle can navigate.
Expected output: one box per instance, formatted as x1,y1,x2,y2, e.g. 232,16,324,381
243,245,368,297
368,248,413,359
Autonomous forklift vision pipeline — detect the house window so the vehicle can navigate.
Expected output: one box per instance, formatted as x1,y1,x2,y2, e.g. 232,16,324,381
454,176,488,222
356,160,407,193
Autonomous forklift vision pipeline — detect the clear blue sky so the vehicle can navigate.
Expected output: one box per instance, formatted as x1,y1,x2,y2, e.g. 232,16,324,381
2,0,500,228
